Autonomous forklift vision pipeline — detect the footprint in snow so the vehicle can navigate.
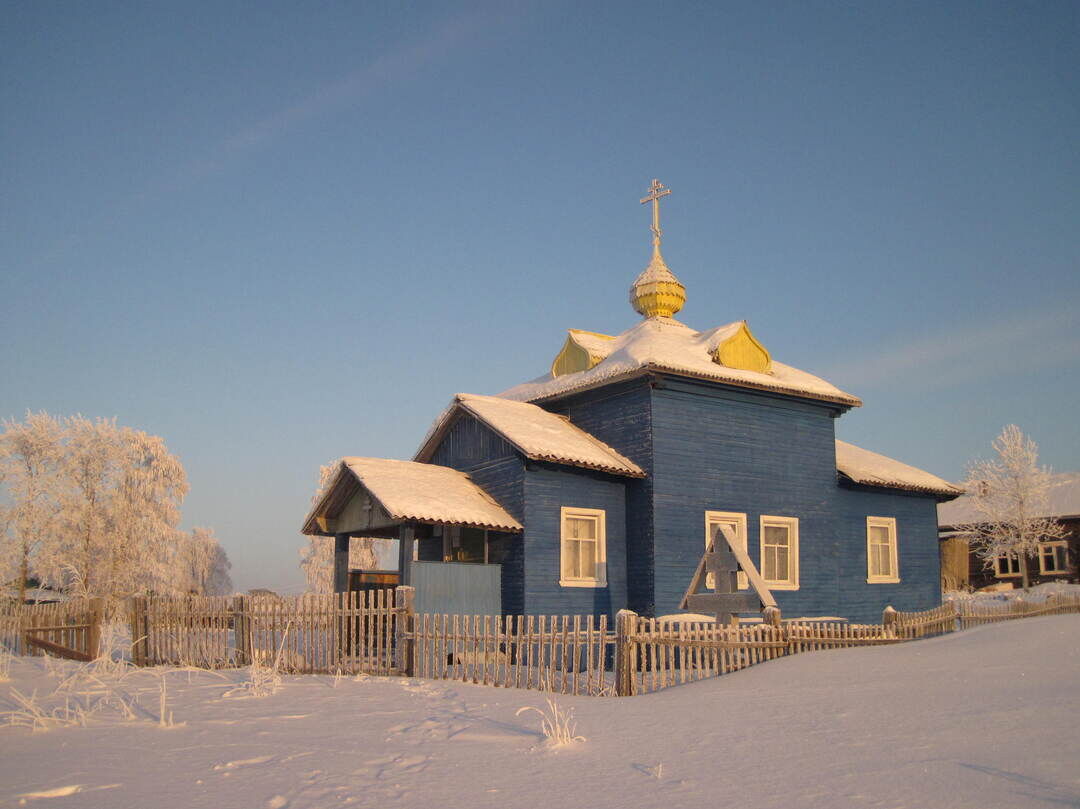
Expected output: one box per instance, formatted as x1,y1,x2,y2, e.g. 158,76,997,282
16,783,122,802
355,753,431,780
213,755,275,771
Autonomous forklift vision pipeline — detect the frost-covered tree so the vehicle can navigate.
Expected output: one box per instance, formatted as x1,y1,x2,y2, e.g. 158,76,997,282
298,460,377,593
1,413,195,605
960,425,1067,590
54,416,190,603
0,413,64,602
176,527,233,595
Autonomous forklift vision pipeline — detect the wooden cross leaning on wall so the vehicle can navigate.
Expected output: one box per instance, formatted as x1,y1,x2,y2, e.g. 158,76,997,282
679,523,778,625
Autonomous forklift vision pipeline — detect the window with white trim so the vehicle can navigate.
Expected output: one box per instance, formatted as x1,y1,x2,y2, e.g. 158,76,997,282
866,517,900,583
994,553,1021,577
1039,541,1069,575
705,511,748,590
759,515,799,590
559,507,606,587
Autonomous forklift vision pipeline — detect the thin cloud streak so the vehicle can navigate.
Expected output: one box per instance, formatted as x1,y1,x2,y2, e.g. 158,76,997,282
28,4,522,268
820,305,1080,391
173,6,512,187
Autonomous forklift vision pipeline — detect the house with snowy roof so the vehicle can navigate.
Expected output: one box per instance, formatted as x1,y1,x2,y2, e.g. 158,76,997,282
302,180,961,623
938,472,1079,590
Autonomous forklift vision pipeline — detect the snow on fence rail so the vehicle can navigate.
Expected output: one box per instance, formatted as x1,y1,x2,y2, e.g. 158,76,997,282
3,590,1078,695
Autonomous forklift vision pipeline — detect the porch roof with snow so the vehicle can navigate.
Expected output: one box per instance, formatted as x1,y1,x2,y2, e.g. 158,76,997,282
835,440,962,499
499,317,862,408
415,393,645,478
301,457,523,537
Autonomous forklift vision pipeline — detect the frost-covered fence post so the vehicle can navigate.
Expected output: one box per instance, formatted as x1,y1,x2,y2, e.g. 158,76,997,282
394,586,416,677
882,605,898,639
233,596,250,666
86,597,105,660
762,605,785,655
129,597,149,666
614,609,637,697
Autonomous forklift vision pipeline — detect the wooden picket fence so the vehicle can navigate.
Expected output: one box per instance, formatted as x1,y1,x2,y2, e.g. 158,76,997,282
954,591,1080,629
130,589,409,674
890,602,959,639
0,598,104,661
410,613,612,695
615,594,1080,694
4,589,1077,697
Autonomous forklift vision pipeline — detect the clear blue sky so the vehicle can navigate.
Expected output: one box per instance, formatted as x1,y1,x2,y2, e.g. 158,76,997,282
3,1,1078,593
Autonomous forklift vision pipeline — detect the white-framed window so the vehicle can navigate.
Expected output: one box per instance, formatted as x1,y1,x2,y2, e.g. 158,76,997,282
759,515,799,590
994,553,1021,578
1038,541,1069,575
559,507,607,588
705,511,748,590
866,516,900,583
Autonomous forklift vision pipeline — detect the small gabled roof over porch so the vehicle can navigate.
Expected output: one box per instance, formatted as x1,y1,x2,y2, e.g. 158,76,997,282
301,457,523,537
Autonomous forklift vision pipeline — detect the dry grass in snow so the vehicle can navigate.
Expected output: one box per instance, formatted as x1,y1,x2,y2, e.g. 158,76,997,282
515,698,585,747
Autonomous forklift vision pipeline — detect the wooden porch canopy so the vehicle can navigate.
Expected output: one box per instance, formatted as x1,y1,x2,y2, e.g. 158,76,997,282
301,457,522,592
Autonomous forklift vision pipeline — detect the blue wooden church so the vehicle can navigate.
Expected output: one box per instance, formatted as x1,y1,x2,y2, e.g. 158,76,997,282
303,180,960,623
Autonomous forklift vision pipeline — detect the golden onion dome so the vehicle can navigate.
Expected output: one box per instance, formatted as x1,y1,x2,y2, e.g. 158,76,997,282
630,247,686,318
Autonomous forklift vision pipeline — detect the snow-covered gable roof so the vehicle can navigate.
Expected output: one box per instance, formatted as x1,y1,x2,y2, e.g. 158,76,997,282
302,457,523,535
500,317,861,407
416,393,645,478
836,439,962,499
938,471,1080,526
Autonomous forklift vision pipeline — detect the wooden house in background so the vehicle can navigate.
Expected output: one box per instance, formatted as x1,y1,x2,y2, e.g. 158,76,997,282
938,472,1080,590
302,180,961,623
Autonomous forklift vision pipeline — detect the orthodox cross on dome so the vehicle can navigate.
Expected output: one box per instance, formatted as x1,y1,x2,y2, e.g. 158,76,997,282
639,178,671,255
630,178,686,319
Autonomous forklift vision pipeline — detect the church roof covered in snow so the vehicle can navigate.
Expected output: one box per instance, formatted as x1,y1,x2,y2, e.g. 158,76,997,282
416,393,645,478
302,457,523,535
501,317,862,407
835,440,962,498
938,470,1080,526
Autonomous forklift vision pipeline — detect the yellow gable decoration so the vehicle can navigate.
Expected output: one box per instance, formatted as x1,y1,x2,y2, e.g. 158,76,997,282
551,329,615,377
713,321,772,374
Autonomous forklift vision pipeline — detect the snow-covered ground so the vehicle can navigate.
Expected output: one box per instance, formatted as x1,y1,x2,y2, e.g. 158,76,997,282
1,614,1078,809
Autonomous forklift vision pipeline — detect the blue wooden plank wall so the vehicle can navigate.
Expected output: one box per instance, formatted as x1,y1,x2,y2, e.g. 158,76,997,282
646,376,943,622
548,382,654,614
833,485,943,622
521,463,628,619
649,378,843,619
427,413,527,614
428,412,519,469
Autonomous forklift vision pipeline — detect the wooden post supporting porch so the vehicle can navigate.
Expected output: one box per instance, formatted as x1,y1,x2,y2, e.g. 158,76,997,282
333,533,350,594
397,524,415,586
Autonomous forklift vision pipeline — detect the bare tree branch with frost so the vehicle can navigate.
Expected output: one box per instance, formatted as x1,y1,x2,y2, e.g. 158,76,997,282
959,424,1066,590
